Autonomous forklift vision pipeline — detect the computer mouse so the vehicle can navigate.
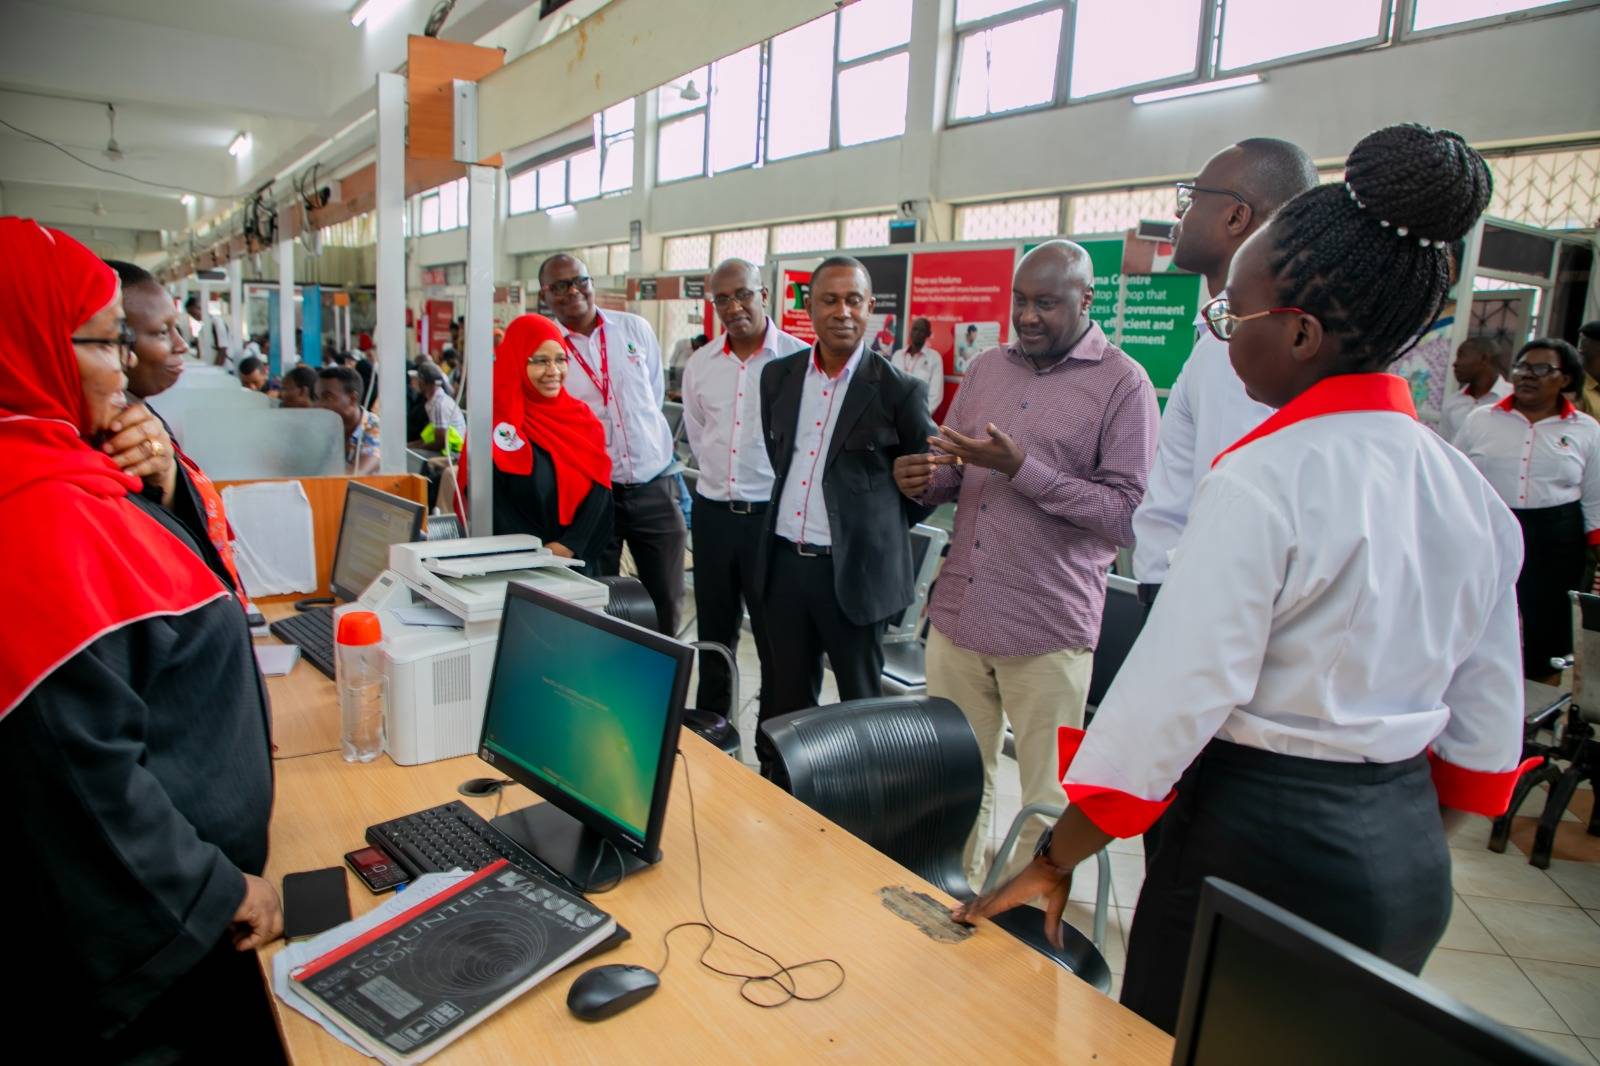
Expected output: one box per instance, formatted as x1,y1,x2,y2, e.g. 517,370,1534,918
566,963,660,1021
457,777,507,798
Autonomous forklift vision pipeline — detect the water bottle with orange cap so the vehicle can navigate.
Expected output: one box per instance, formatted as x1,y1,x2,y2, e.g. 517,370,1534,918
335,611,387,762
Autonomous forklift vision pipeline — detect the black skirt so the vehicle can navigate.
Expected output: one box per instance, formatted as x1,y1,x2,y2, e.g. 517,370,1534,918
1120,740,1451,1034
1513,501,1585,675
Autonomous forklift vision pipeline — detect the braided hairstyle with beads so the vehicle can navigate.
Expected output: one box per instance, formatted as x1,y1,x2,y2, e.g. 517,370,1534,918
1266,124,1491,373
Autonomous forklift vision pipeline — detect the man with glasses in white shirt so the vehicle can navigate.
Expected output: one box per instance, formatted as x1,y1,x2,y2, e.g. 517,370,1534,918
1131,138,1319,607
540,253,686,636
682,259,811,717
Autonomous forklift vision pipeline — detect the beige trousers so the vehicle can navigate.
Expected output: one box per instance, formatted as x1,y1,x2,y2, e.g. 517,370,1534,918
925,624,1092,889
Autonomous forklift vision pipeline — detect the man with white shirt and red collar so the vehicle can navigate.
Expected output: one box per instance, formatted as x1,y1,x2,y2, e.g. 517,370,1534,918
1131,138,1319,605
758,256,937,741
540,253,686,635
682,259,810,717
1439,335,1513,442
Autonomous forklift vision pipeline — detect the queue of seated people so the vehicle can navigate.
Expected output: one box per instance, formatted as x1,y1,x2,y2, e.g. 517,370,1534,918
1,120,1589,1060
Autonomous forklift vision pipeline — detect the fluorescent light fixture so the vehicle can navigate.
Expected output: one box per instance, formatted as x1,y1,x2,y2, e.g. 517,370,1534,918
180,193,195,206
546,204,577,218
227,131,251,157
350,0,405,27
1131,74,1262,105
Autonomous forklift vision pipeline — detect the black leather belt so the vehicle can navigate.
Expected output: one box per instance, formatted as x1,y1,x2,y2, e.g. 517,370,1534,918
780,538,832,557
697,497,769,515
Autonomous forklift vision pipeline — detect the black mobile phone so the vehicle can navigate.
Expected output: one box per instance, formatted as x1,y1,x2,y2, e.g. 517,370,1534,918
282,867,352,940
345,845,409,894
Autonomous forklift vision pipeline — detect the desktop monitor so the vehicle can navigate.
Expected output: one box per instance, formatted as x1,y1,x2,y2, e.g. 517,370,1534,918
1172,879,1565,1066
476,582,693,884
329,483,426,601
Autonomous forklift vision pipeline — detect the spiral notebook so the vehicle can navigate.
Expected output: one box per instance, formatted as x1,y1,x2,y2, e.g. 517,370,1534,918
290,859,615,1064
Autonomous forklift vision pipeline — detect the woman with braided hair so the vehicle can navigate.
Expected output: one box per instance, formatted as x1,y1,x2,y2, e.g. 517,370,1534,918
956,124,1533,1033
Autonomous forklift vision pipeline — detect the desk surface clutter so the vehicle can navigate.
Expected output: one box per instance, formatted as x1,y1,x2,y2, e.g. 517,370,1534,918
259,724,1173,1064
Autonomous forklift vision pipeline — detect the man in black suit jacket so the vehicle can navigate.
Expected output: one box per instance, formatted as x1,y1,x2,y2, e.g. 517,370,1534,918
759,255,937,732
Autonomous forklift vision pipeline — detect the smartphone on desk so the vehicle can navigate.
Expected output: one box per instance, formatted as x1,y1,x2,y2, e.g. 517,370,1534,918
282,867,352,941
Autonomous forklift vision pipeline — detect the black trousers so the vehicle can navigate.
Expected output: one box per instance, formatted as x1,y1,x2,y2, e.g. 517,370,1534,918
1513,501,1585,676
763,540,887,720
1121,739,1451,1034
601,474,687,637
690,494,772,714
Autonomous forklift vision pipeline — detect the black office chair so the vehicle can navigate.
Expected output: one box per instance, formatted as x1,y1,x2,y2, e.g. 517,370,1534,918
1088,574,1145,717
597,575,739,756
1492,591,1600,867
760,696,1113,992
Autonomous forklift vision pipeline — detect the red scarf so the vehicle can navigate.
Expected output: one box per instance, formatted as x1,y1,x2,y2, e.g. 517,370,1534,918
467,314,611,526
0,218,227,718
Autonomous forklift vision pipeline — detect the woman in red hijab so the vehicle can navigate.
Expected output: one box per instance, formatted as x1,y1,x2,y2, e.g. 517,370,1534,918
0,219,278,1059
485,313,614,572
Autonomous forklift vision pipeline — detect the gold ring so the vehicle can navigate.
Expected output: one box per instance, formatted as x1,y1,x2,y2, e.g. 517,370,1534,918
954,456,964,467
149,439,163,457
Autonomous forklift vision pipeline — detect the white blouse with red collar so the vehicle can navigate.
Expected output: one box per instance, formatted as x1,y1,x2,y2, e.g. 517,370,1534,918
1062,374,1534,834
1453,395,1600,542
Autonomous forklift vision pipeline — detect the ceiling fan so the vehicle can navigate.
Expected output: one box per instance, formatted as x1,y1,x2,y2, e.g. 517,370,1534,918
103,103,123,161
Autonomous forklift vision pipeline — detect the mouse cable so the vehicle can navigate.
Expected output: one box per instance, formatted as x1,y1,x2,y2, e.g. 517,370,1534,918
652,750,845,1008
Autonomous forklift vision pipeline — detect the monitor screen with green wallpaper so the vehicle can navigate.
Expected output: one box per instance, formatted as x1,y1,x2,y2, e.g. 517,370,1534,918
477,583,691,883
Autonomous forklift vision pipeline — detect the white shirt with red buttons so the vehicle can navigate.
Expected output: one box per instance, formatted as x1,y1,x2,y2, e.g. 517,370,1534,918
557,309,675,485
682,319,810,503
774,342,865,546
1453,395,1600,539
1059,374,1531,838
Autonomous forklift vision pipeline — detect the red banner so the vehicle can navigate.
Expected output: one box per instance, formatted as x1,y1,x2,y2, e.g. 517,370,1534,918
425,299,454,357
908,248,1015,420
779,269,815,344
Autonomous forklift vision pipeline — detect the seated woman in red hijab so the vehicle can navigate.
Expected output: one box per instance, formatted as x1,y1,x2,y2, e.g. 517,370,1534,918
0,219,278,1060
482,313,614,573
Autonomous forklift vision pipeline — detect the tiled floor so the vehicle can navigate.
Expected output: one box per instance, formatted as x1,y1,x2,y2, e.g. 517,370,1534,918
678,607,1600,1063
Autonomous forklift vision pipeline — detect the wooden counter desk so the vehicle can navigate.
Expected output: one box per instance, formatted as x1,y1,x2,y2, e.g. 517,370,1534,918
260,730,1173,1064
259,603,341,760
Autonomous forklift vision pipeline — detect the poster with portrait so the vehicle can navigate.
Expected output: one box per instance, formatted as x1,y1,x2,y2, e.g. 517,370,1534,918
857,253,909,359
908,247,1016,375
779,267,815,344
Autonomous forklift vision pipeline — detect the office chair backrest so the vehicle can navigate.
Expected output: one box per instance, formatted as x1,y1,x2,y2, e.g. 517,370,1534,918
884,523,949,643
1569,591,1600,724
759,696,981,899
597,575,659,634
1088,574,1146,710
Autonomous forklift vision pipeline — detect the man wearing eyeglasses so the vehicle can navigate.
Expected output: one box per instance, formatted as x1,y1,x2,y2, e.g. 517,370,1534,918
681,259,811,718
540,253,686,636
1131,139,1318,607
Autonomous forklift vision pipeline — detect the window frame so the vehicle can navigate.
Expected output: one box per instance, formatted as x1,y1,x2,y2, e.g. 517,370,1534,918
656,46,767,186
508,107,636,216
1396,0,1600,42
1211,0,1392,78
944,0,1599,128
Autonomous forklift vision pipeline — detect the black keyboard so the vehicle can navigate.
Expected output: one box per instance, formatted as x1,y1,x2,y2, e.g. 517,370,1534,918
367,800,583,895
268,607,336,679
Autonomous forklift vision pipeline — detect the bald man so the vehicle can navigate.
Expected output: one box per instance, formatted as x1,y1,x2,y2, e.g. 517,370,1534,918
1132,138,1318,597
682,259,811,717
894,240,1159,886
540,253,685,635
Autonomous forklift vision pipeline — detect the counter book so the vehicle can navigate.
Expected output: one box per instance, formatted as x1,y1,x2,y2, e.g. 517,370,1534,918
290,857,615,1063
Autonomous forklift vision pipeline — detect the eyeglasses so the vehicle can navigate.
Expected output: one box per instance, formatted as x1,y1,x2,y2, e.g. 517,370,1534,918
71,320,136,364
1201,296,1311,342
711,288,761,309
528,355,569,371
545,276,592,297
1175,182,1251,217
1511,361,1564,379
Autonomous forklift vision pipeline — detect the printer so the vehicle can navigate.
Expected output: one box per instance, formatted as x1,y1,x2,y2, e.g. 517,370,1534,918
336,535,610,765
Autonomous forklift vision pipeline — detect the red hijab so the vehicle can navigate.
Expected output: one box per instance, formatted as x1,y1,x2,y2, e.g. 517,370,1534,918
488,314,611,524
0,218,227,719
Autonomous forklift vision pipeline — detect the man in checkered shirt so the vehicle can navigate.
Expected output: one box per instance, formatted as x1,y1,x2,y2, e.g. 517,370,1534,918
894,241,1159,887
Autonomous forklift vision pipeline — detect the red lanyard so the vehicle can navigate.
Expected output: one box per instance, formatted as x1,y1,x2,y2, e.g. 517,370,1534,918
563,316,610,406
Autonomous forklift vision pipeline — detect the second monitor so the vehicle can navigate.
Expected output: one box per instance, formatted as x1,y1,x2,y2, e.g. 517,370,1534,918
477,582,692,885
